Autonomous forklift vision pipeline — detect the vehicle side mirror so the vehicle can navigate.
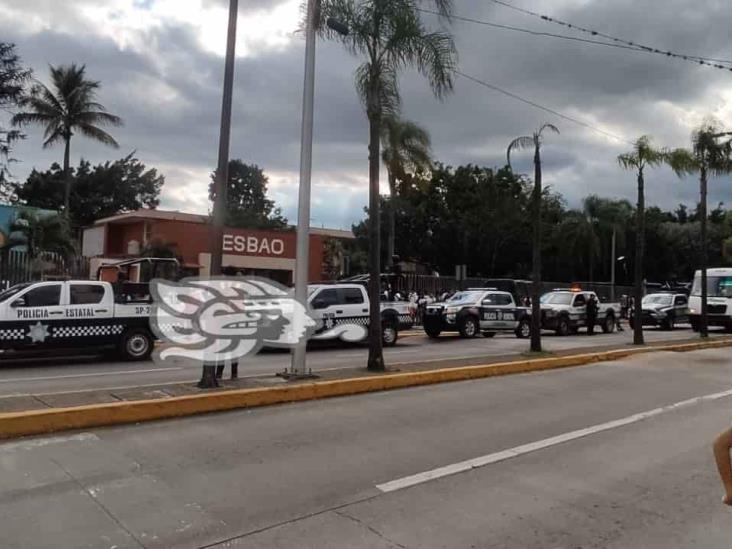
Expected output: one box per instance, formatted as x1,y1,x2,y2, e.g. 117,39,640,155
311,299,327,310
10,298,25,308
481,300,493,306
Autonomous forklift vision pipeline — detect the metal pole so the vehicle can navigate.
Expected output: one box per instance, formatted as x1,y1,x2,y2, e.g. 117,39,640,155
288,0,318,377
610,227,616,302
199,0,238,389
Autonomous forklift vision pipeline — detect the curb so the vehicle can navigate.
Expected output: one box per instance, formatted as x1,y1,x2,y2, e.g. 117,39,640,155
1,338,730,440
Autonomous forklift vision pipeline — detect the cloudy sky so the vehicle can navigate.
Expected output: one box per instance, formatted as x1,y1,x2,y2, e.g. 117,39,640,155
3,0,732,229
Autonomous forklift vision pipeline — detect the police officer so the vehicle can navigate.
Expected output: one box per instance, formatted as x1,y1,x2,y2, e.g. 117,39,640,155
586,294,598,336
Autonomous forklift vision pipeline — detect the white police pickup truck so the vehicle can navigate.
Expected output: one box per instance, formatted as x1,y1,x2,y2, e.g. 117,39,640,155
308,283,415,346
0,280,155,360
423,289,531,339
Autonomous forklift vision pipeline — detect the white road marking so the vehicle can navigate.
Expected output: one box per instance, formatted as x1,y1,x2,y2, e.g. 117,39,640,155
376,387,732,493
0,367,182,384
0,432,99,452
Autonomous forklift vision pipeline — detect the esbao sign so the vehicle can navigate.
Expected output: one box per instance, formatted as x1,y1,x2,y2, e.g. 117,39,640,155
222,233,285,256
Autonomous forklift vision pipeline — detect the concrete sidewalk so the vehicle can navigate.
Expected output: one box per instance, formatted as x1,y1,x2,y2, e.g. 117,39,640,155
1,335,729,417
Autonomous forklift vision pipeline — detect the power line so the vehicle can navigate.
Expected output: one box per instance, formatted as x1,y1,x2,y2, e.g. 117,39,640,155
419,8,645,54
487,0,732,71
456,70,632,144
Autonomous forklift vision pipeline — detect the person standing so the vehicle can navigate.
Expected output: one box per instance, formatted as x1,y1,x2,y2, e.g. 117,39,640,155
586,294,598,336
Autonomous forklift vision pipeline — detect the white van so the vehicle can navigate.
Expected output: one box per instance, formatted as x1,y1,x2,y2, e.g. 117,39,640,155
689,268,732,332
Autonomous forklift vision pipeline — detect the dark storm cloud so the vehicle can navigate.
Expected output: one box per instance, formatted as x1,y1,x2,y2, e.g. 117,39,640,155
2,0,732,229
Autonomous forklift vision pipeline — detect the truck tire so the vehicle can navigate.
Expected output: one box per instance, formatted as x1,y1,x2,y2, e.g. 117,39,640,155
424,325,442,339
118,328,154,361
458,316,479,338
602,314,616,334
515,319,531,339
690,316,700,332
555,316,570,337
382,321,398,347
663,315,675,331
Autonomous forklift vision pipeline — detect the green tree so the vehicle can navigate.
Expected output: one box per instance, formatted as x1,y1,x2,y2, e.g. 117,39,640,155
12,64,122,215
507,122,559,353
618,135,667,345
10,209,75,258
0,43,32,201
208,159,287,229
668,121,732,337
318,0,457,371
15,154,163,227
380,116,432,267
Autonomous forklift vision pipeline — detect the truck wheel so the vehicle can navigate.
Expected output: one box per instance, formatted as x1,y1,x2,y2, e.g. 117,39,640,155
381,321,398,347
515,319,531,339
119,328,154,361
555,317,570,337
602,315,616,333
482,331,497,338
690,317,700,332
424,325,442,339
459,316,479,338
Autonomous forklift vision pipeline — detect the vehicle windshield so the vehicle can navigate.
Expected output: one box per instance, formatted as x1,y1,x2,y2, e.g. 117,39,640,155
0,282,32,303
540,292,573,305
446,291,483,305
691,276,732,298
643,294,673,306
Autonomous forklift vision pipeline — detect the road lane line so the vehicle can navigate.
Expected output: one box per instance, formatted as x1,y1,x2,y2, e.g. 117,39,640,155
376,387,732,493
0,367,183,384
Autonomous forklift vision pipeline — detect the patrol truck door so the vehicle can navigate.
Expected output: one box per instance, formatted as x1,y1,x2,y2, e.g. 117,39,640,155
5,282,64,348
479,293,519,330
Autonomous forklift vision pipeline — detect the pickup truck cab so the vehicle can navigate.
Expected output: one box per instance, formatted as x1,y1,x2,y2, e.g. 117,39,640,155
539,290,620,335
630,293,689,330
0,280,154,360
307,283,414,346
424,289,531,339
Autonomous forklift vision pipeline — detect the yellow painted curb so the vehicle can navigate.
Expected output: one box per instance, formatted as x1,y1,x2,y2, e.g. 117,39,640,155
1,337,731,440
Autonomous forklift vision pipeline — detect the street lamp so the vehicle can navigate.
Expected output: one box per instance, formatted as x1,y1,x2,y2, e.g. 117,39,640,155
285,0,347,379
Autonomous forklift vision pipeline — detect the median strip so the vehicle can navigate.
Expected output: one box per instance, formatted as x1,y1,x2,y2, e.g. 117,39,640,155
0,337,730,440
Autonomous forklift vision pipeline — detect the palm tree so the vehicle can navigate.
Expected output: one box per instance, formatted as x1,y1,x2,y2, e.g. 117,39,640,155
617,136,668,345
667,122,732,338
12,64,122,216
381,115,432,267
318,0,457,371
507,123,559,353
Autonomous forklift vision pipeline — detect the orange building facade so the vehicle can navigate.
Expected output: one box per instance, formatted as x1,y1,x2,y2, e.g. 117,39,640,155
82,209,353,285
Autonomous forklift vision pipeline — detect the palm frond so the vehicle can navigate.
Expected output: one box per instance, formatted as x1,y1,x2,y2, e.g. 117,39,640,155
667,148,698,177
506,136,534,168
538,122,560,137
77,124,119,147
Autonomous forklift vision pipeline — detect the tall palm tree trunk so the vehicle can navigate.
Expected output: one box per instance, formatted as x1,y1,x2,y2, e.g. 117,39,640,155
387,173,396,268
63,135,71,216
700,167,709,338
530,146,542,353
633,169,645,345
367,106,385,372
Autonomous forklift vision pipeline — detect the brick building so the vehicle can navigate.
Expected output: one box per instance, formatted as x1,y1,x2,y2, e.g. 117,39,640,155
81,209,354,284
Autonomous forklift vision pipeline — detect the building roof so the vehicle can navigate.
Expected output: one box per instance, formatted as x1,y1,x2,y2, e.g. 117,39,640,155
94,209,209,225
92,209,355,239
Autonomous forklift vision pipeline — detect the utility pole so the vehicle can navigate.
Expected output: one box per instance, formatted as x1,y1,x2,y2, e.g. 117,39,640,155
610,227,616,302
199,0,238,389
286,0,319,379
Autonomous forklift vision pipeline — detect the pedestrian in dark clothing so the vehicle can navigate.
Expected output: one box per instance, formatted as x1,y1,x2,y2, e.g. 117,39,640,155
586,294,598,335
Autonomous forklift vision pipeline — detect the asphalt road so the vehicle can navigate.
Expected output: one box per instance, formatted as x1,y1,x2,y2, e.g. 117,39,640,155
0,325,706,396
2,347,732,548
